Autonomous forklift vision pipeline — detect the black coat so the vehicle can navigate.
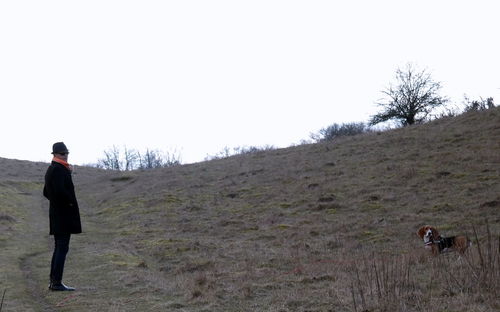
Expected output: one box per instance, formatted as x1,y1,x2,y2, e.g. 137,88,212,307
43,161,82,235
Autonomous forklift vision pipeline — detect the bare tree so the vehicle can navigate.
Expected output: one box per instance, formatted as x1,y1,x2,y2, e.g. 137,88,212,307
98,145,122,170
140,149,163,170
138,149,181,169
162,151,182,167
97,146,181,170
123,146,139,171
370,64,448,126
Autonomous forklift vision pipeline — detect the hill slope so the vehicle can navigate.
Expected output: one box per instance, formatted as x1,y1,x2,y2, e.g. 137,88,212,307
1,108,499,311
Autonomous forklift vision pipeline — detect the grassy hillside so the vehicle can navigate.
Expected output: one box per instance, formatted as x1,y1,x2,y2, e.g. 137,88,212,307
1,108,499,311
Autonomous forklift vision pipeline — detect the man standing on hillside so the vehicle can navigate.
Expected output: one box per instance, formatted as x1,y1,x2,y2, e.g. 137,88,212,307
43,142,81,291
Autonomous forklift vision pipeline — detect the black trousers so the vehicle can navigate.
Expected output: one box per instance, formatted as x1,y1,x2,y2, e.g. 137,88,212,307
50,234,71,282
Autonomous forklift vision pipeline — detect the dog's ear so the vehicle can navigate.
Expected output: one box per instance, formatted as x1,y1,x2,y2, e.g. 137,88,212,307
417,226,427,238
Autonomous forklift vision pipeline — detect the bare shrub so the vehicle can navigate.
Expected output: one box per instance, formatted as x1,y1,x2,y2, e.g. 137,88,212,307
137,149,181,170
311,122,369,142
349,253,416,312
98,145,122,170
97,146,181,170
463,95,495,112
204,145,275,161
430,104,463,120
123,147,139,171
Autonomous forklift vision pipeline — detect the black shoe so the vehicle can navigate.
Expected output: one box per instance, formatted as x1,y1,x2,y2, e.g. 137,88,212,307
49,282,75,291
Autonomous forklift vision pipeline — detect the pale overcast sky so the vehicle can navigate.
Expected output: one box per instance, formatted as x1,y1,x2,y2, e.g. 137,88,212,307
1,1,499,165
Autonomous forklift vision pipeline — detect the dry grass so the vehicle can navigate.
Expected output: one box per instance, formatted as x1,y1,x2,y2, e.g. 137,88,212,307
349,224,499,312
0,107,499,311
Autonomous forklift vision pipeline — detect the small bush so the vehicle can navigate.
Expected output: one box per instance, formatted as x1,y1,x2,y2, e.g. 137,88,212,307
204,145,275,161
311,122,369,142
463,96,495,112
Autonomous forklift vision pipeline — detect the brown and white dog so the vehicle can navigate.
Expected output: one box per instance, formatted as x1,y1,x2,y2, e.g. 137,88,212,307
417,225,471,255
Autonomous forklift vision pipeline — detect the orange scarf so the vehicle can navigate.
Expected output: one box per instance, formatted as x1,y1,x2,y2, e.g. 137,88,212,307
52,156,72,171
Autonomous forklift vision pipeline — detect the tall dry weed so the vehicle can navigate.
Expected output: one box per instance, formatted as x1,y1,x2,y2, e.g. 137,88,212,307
0,289,6,312
349,225,499,312
349,253,417,312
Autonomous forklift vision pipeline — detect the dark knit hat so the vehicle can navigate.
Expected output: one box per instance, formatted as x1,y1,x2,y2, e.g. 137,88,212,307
52,142,69,154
